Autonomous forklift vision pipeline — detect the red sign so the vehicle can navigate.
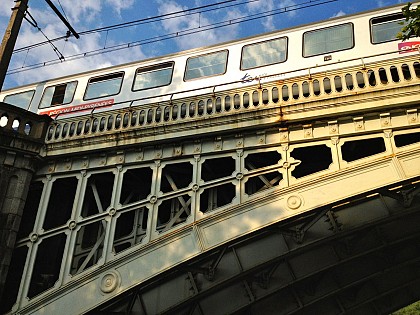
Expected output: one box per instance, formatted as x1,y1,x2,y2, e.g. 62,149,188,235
398,41,420,53
39,99,114,117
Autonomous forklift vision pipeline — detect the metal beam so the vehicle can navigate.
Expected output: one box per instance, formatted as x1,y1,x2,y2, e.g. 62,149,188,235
44,0,79,39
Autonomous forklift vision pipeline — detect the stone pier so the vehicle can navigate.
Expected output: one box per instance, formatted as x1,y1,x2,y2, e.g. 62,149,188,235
0,102,51,301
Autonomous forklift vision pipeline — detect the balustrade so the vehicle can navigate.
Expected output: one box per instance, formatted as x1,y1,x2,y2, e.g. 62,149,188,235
0,102,51,140
45,57,420,143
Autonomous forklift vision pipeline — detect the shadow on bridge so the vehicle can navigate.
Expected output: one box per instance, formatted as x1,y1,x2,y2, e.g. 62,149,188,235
89,178,420,315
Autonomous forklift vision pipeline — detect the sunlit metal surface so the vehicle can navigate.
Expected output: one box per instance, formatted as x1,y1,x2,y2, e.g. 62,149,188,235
2,55,420,315
90,180,420,314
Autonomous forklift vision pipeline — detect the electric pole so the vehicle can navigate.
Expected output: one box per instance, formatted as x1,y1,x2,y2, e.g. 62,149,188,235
0,0,29,91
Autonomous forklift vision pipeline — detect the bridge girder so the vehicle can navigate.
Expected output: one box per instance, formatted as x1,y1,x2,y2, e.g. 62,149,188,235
90,180,420,315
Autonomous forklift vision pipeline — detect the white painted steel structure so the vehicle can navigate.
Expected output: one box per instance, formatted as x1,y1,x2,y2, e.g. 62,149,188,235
1,3,420,315
2,52,420,314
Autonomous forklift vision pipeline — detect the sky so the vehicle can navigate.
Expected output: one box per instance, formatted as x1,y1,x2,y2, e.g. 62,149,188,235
0,0,408,90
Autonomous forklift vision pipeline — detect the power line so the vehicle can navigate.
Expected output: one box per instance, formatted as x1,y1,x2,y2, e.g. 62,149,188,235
56,0,69,21
7,0,338,76
13,0,334,54
81,0,242,35
13,0,242,53
8,0,337,74
23,10,65,61
44,0,79,39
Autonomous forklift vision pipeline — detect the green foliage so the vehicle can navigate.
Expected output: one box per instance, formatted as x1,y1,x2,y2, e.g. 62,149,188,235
392,300,420,315
397,2,420,41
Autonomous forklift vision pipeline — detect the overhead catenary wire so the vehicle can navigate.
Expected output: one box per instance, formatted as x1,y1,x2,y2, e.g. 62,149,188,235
12,0,333,53
57,0,69,21
44,0,79,39
7,0,338,76
23,9,65,61
57,0,71,39
80,0,241,35
13,0,243,53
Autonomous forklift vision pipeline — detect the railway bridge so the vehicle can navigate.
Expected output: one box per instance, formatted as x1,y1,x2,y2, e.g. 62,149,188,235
1,54,420,314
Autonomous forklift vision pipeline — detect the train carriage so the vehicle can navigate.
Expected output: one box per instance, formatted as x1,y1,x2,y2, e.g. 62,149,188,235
0,2,419,119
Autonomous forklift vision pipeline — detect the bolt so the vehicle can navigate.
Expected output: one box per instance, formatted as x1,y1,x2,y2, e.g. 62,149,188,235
30,234,38,242
68,221,76,230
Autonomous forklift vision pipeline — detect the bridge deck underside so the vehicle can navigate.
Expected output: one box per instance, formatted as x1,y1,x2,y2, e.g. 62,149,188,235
89,180,420,315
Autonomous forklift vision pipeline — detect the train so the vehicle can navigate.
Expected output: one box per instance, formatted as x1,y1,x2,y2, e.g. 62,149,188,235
0,2,419,119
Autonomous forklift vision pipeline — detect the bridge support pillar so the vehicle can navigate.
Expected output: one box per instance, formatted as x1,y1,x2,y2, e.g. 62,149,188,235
0,152,36,299
0,102,51,302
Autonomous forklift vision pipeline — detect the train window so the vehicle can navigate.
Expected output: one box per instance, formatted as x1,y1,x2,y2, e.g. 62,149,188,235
303,23,353,57
39,81,77,108
184,50,228,81
133,62,174,91
3,90,35,110
241,37,287,70
371,13,404,44
84,72,124,100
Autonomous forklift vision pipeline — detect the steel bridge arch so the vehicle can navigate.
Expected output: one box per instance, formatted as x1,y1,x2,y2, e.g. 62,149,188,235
89,178,420,315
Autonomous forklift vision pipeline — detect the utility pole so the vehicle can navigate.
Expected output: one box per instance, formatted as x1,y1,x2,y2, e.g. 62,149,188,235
0,0,29,91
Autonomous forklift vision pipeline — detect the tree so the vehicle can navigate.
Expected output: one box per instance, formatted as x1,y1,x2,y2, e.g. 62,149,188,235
397,2,420,41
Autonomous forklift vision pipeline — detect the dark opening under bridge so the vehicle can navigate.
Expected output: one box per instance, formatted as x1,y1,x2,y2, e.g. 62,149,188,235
1,54,420,315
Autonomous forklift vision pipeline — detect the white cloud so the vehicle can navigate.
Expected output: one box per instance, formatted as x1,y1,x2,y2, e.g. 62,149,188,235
246,0,297,31
9,32,145,87
376,0,404,7
3,1,145,89
376,0,386,6
0,3,11,18
330,10,346,18
53,0,102,24
247,0,276,31
2,0,406,89
106,0,135,15
156,0,242,50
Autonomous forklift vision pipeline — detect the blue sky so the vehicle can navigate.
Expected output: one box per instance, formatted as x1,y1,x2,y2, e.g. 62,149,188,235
0,0,407,90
